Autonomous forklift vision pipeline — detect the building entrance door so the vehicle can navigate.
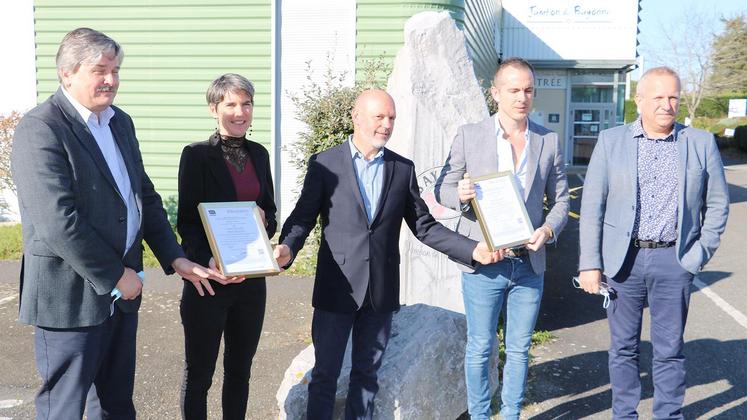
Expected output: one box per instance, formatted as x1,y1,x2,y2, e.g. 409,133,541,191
569,104,615,165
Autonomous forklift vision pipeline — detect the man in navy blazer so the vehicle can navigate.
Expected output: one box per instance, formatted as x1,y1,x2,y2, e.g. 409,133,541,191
274,89,499,419
578,67,729,419
11,28,222,419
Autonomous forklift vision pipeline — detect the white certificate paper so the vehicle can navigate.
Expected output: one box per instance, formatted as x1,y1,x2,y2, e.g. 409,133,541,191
471,172,534,250
198,202,280,277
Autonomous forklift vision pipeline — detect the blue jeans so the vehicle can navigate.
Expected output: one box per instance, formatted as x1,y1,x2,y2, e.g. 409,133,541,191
462,257,543,420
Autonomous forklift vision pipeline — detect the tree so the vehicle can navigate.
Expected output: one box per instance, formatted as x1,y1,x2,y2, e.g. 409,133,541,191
709,14,747,96
0,112,20,209
642,9,717,122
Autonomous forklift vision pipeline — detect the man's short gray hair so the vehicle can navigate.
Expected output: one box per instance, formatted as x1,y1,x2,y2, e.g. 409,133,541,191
55,28,123,83
636,66,681,95
206,73,255,105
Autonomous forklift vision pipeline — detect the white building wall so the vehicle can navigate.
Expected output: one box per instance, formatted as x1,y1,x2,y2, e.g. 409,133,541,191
277,0,356,221
0,0,35,221
0,0,36,116
501,0,638,62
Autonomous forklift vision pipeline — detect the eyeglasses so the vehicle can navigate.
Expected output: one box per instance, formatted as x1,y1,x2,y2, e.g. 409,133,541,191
572,276,613,309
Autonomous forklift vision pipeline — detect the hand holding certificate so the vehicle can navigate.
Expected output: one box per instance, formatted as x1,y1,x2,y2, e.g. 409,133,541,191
198,201,281,277
470,172,534,251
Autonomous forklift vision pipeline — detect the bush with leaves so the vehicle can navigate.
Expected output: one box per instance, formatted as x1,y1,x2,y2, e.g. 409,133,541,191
288,59,389,183
0,112,21,212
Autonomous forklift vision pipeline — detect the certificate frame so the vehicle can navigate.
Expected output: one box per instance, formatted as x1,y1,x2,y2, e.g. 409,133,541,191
198,201,281,277
470,171,534,251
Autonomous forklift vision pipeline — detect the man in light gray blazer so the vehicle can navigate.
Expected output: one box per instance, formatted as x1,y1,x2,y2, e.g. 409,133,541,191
577,67,729,419
11,28,224,419
435,58,569,420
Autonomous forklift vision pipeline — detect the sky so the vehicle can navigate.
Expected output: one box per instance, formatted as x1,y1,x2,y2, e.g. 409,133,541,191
636,0,746,79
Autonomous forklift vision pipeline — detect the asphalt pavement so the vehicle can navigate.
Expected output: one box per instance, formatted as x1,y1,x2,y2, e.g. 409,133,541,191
1,158,746,419
0,266,314,419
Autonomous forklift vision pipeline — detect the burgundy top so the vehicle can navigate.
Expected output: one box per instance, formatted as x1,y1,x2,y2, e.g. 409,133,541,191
225,157,260,201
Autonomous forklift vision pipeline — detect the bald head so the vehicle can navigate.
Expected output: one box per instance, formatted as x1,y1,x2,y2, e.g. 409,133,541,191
351,89,396,153
353,89,395,113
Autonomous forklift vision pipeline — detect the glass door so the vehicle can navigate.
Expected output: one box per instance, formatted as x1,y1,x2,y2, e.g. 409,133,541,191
570,105,614,165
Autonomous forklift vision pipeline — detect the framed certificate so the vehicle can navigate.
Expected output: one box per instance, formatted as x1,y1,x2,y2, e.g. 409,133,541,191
470,172,534,251
198,201,281,277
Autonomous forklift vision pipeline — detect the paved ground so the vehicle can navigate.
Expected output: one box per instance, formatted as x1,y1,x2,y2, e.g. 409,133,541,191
0,267,314,419
0,158,746,419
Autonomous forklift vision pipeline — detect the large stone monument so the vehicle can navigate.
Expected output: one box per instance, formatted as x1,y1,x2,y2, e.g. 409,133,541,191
386,11,490,314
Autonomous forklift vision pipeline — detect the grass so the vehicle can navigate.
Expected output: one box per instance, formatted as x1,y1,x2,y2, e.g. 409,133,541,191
0,223,22,260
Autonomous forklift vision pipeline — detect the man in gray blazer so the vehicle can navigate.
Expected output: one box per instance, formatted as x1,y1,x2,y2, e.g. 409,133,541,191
11,28,223,419
435,58,569,420
577,67,729,419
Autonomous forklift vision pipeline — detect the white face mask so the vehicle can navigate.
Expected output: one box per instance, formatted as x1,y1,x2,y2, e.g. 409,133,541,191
573,277,614,309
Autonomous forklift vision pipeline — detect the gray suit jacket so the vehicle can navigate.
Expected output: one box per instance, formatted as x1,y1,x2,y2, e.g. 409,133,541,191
578,122,729,277
11,88,184,328
435,116,570,274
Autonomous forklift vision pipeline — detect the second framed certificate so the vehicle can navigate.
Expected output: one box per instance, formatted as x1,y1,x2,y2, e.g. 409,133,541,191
198,201,281,277
470,172,534,251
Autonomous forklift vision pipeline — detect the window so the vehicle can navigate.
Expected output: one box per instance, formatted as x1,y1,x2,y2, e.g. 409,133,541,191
571,86,613,103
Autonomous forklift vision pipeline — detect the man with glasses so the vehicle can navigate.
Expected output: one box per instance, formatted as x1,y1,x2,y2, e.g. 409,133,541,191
577,66,729,419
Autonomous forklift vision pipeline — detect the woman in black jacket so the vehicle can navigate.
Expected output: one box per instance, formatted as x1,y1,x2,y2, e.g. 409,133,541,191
177,73,277,419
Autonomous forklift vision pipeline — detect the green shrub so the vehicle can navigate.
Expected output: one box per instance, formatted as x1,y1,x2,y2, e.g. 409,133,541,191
696,96,730,118
624,99,637,123
0,223,22,260
163,195,178,228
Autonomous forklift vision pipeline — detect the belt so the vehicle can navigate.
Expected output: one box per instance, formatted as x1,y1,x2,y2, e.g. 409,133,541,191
632,239,676,249
505,247,529,257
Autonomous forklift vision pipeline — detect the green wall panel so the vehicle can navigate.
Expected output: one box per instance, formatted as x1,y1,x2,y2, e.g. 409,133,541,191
34,0,272,198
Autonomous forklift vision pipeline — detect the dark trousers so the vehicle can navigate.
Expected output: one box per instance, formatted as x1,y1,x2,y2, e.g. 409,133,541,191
179,278,266,420
607,246,694,420
307,305,393,420
34,309,138,420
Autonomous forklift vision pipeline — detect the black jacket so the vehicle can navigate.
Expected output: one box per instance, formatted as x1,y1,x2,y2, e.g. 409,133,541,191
177,134,277,267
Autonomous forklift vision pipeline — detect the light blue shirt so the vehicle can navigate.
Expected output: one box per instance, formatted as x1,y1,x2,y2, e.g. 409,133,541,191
349,138,384,223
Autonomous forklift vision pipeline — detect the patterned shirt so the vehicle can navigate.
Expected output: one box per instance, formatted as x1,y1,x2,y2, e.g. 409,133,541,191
631,118,679,242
